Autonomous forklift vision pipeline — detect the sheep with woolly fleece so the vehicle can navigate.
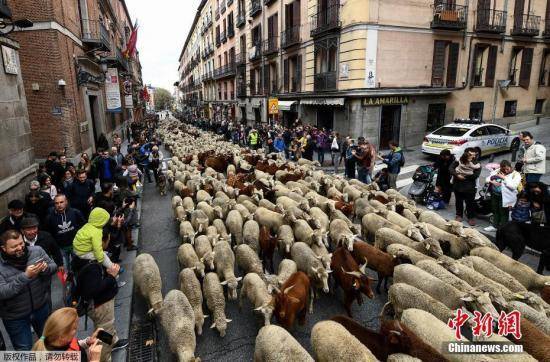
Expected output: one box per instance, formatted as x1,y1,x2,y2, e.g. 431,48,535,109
386,354,422,362
329,219,357,251
177,243,206,278
254,207,286,233
470,247,550,291
362,213,424,242
195,189,212,204
239,272,274,326
400,309,491,362
175,206,187,222
311,243,332,270
190,209,209,234
196,201,223,223
203,272,231,337
172,195,183,209
179,221,196,244
291,242,331,294
415,259,472,293
327,186,346,201
265,259,298,288
233,203,254,221
461,256,527,293
308,206,330,233
225,209,244,245
374,228,443,258
292,219,317,246
242,219,260,252
506,301,550,335
182,196,195,214
205,226,220,246
276,224,294,254
285,181,312,198
354,198,376,219
194,235,215,270
386,244,435,264
258,198,278,211
311,320,378,362
158,290,199,362
423,223,484,258
254,325,314,362
133,253,163,314
342,184,365,202
212,218,229,240
235,244,264,279
327,205,360,234
397,206,418,224
179,268,206,335
213,239,242,300
388,282,455,323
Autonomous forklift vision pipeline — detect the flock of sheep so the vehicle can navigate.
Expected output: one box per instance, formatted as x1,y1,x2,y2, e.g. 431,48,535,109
132,119,550,362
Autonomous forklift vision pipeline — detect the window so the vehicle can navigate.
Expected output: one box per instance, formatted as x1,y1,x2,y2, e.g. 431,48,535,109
471,44,497,87
426,103,446,132
535,99,545,114
469,102,484,121
252,25,261,46
432,127,470,137
503,100,517,117
432,40,460,87
539,49,550,86
284,55,302,92
470,127,489,137
314,37,338,74
509,47,533,88
486,125,506,135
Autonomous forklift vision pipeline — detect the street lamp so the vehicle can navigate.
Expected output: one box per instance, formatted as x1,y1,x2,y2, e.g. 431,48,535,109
0,17,33,36
491,79,511,123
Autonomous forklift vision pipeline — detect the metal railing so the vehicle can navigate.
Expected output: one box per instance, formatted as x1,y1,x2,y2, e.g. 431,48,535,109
220,0,226,14
249,44,262,61
271,80,278,94
431,3,468,30
235,52,247,65
264,0,276,5
81,18,111,50
291,76,301,92
228,26,235,38
214,62,236,79
215,8,220,20
236,12,246,27
314,71,337,91
310,4,341,37
250,0,262,17
281,25,300,48
220,30,227,43
544,19,550,37
216,33,221,47
476,9,506,33
263,36,279,55
512,14,540,36
237,83,247,97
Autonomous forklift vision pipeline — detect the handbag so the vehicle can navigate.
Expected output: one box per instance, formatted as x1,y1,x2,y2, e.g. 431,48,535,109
331,137,339,151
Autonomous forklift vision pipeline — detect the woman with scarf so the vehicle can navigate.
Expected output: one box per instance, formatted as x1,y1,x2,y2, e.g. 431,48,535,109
449,148,481,226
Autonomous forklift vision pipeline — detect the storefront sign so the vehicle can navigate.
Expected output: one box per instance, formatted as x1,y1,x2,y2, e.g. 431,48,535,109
105,67,122,113
301,98,345,106
362,96,409,107
124,95,134,109
1,45,18,75
268,98,278,115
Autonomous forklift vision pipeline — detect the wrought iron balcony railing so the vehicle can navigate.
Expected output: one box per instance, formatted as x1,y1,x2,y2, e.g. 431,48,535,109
310,4,341,37
431,3,468,30
476,9,506,33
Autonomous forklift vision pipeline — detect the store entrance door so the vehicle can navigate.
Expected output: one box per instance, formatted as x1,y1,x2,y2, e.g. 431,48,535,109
317,108,334,130
379,105,401,150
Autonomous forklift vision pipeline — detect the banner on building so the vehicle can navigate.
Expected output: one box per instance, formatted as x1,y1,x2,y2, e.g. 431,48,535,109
1,45,18,75
125,95,134,109
105,68,122,113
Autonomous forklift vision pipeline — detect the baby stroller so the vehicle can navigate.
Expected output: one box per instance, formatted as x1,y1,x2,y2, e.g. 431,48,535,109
408,165,437,204
474,163,499,218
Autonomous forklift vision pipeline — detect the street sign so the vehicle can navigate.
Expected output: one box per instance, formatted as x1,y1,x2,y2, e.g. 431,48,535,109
268,98,278,115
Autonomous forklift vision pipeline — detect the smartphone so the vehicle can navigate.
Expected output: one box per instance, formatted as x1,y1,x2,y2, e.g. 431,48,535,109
32,258,45,265
96,330,113,345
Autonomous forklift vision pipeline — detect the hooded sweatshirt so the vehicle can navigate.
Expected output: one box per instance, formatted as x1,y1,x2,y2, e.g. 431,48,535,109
45,207,85,249
72,208,110,264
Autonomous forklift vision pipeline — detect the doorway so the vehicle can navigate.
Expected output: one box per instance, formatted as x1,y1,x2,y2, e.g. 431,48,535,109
379,105,401,150
88,95,101,149
317,108,334,130
254,108,261,124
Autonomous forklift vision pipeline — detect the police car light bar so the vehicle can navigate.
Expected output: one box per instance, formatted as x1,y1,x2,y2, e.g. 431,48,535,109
453,118,484,124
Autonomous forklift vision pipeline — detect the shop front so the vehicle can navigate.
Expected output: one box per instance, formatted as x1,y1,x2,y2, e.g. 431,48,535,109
299,97,346,131
278,100,298,127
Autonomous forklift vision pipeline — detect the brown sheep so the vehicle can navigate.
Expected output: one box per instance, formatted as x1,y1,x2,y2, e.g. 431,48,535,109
352,240,397,293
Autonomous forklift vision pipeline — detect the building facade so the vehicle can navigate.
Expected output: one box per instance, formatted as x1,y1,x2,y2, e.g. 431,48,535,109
179,0,550,149
8,0,143,159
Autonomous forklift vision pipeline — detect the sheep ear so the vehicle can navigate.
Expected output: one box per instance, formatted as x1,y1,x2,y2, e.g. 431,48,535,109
225,318,232,323
311,266,318,273
460,296,474,302
210,322,217,329
190,266,197,270
254,306,263,311
199,256,205,262
203,315,209,319
235,277,243,282
220,280,228,285
545,282,550,286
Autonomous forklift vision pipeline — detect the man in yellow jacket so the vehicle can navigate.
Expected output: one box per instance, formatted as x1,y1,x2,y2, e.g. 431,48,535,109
72,207,114,269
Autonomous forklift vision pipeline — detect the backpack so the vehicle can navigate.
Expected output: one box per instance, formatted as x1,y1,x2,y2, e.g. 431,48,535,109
397,151,405,167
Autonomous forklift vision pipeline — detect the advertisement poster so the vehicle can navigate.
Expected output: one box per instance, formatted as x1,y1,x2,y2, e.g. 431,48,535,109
105,67,122,113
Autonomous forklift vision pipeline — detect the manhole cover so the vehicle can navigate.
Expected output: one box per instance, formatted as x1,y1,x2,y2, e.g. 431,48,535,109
128,321,157,362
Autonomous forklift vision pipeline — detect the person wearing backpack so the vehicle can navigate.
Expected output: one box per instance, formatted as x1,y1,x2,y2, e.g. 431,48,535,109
378,140,404,189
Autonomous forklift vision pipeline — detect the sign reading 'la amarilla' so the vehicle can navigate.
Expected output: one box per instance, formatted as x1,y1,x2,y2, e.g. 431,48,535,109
362,96,409,106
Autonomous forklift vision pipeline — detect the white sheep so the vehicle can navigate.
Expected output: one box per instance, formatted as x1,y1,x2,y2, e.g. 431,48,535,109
362,213,424,242
329,219,356,251
310,243,332,270
196,201,222,223
190,209,209,234
194,235,215,270
374,227,443,258
212,218,229,240
243,219,260,252
254,207,286,232
196,189,212,204
415,259,472,293
235,244,264,279
254,325,314,362
311,320,378,362
213,239,242,300
177,243,205,278
203,272,231,337
386,243,435,264
277,224,295,254
388,282,455,323
291,242,330,294
179,221,197,244
461,256,527,293
292,219,317,246
239,272,274,326
225,209,244,245
506,301,550,335
158,290,199,362
133,253,163,314
171,195,183,209
179,268,206,335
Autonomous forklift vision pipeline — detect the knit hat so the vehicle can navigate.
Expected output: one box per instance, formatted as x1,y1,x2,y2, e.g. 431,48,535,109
128,164,139,177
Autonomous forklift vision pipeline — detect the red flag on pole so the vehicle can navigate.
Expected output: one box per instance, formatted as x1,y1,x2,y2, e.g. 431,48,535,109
123,21,139,59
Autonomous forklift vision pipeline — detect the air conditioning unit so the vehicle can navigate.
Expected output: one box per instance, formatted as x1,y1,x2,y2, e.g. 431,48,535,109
79,122,89,133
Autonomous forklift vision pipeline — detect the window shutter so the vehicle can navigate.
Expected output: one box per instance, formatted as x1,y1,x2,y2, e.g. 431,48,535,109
519,47,533,89
431,40,447,87
273,13,278,36
296,55,302,92
264,64,270,94
471,44,482,86
285,3,292,29
293,0,300,27
485,45,497,87
446,42,459,88
284,58,289,91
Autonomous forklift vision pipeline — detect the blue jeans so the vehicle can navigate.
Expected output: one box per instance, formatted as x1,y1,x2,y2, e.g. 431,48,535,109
3,302,50,350
525,173,542,183
317,149,325,165
61,247,72,271
357,167,372,184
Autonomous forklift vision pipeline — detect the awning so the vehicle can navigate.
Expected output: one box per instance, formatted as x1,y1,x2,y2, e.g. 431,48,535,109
278,100,297,111
301,97,345,106
251,99,262,108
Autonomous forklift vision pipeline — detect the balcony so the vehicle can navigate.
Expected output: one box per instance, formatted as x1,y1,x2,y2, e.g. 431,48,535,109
216,34,221,47
220,1,226,14
214,62,236,79
250,0,262,17
291,76,301,92
263,36,279,56
271,80,278,94
264,0,276,5
235,52,247,65
236,12,246,28
228,26,235,38
203,71,213,81
221,30,227,43
314,71,337,91
237,83,247,97
281,25,300,49
249,44,262,62
227,0,233,5
512,14,540,36
475,9,506,33
215,8,220,20
310,4,341,37
81,18,111,51
544,20,550,38
249,81,261,95
431,3,467,30
201,17,212,34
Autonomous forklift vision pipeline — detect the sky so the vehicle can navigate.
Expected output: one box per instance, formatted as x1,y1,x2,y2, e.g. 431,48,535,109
126,0,202,91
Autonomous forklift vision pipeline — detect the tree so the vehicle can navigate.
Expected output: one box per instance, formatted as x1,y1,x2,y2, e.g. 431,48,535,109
154,88,173,111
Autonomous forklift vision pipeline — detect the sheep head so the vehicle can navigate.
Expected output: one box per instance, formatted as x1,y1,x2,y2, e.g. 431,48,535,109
254,302,275,326
405,225,424,242
445,221,465,236
461,288,501,319
422,238,444,257
311,266,331,293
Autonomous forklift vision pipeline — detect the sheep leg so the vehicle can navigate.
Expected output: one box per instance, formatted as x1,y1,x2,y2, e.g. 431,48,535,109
298,305,307,325
376,272,383,293
537,254,545,275
384,276,390,292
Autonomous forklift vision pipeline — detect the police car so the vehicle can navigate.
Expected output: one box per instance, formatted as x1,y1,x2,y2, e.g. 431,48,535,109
422,120,520,156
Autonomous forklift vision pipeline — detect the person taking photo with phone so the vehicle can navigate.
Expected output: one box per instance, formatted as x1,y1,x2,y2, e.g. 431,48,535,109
0,230,57,350
32,307,103,362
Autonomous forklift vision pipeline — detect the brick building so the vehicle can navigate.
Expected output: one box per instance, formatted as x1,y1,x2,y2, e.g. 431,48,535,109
8,0,143,159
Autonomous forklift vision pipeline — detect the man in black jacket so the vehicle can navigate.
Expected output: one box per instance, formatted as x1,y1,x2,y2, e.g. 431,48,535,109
20,217,63,272
66,169,95,217
44,194,85,270
0,230,57,350
0,200,34,235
